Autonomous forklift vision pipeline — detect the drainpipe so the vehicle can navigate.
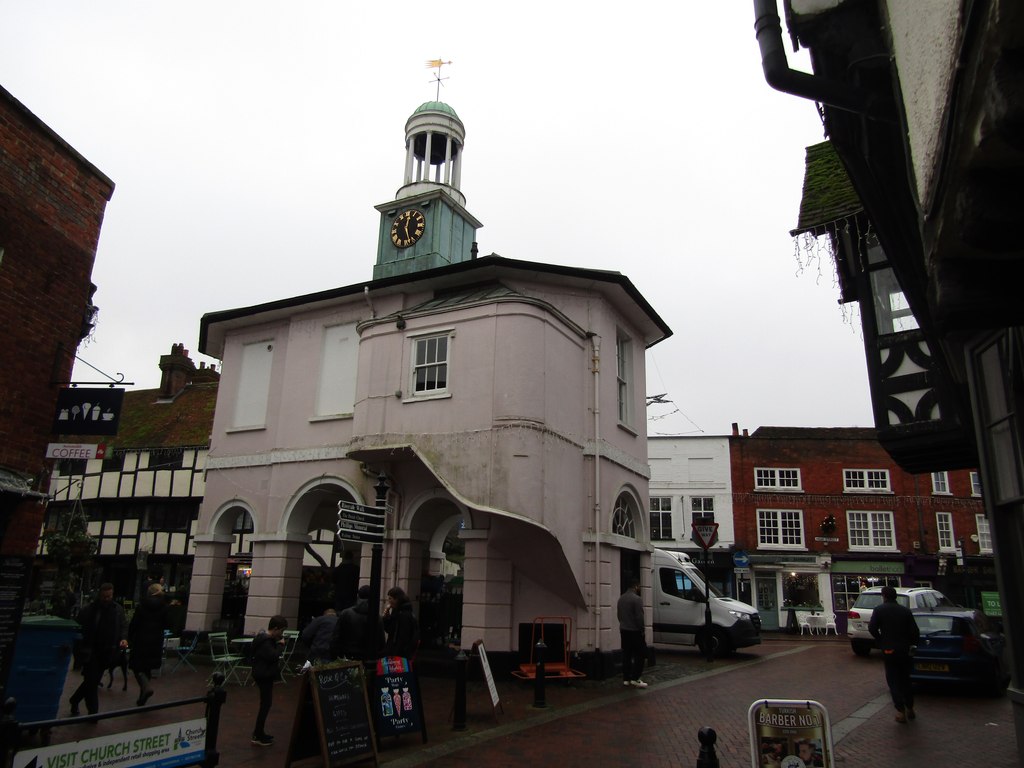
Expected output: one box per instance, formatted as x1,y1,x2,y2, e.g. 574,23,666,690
590,333,602,654
752,0,885,119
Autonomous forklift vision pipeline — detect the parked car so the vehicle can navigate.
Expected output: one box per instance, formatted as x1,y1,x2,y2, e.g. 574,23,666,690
911,610,1009,696
847,587,957,656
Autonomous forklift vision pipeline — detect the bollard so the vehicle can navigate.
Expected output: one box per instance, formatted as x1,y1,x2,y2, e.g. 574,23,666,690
202,673,227,768
452,649,468,731
532,639,547,709
695,726,719,768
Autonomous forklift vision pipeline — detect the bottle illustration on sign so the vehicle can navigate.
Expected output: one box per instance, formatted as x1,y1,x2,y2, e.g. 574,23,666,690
401,687,412,711
380,688,393,717
393,688,402,714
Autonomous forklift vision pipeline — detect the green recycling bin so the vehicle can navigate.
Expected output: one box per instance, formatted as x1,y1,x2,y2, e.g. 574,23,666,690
6,615,80,722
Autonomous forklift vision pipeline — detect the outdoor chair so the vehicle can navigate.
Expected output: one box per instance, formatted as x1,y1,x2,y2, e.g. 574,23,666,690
170,630,199,673
279,629,301,681
207,631,246,685
824,612,838,635
795,611,813,635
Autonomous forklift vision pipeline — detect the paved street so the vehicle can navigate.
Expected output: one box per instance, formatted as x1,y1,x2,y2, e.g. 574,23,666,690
18,636,1018,766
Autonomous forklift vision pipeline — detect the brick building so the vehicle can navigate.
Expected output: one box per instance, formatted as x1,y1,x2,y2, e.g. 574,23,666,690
730,426,987,634
0,83,114,696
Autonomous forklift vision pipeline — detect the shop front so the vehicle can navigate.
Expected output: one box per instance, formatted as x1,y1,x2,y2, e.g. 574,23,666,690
829,558,906,636
749,554,830,633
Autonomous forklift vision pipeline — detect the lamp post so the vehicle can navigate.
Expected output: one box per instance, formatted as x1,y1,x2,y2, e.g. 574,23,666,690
365,472,388,664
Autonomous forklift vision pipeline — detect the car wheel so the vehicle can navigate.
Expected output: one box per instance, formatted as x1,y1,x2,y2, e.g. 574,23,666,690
851,640,872,657
698,628,733,658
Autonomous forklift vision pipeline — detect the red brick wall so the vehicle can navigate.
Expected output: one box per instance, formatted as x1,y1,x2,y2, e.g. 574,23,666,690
729,428,984,557
0,87,114,487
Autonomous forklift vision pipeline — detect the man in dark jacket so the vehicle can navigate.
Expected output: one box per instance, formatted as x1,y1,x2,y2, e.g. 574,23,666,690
299,608,337,664
617,577,647,688
382,586,419,660
331,585,383,661
69,583,128,716
869,586,920,722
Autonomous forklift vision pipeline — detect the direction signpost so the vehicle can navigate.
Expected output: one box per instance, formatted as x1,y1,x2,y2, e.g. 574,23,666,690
336,500,385,545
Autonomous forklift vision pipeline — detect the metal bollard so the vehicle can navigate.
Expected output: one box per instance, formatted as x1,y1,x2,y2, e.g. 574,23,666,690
452,650,468,731
532,639,547,709
695,726,719,768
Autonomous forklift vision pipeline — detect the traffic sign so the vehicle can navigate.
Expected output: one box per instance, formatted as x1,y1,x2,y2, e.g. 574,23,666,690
691,522,719,550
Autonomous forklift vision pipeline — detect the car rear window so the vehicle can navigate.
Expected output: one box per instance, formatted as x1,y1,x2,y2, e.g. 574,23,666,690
852,593,909,609
916,615,969,635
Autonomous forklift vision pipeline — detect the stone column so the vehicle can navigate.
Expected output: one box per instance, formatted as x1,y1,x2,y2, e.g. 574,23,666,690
244,533,308,634
185,534,233,631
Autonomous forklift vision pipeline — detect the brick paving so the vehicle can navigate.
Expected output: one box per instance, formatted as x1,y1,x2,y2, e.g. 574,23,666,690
11,635,1017,766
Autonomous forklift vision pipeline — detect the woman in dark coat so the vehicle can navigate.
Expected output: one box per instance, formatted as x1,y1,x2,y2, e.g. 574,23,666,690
382,586,419,660
128,583,168,706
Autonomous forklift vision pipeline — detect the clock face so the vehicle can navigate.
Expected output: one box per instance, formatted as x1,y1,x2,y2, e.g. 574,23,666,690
390,209,426,249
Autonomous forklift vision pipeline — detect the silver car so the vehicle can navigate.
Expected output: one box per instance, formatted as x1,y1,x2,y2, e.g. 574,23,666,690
847,587,957,656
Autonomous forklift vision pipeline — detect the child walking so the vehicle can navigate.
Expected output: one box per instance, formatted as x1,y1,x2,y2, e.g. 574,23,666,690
251,615,287,746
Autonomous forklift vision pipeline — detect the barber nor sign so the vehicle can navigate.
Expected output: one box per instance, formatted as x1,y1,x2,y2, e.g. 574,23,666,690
13,718,206,768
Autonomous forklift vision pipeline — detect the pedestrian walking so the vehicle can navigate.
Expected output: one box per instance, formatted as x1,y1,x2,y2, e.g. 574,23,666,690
868,585,920,722
251,615,288,746
330,585,383,661
300,607,338,665
128,582,169,706
69,583,128,716
382,586,419,660
617,576,648,688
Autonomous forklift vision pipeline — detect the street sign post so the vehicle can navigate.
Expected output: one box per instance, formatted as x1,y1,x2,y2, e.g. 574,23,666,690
691,522,719,550
336,500,385,545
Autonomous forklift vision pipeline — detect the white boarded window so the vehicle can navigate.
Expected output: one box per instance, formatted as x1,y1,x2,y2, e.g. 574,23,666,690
316,323,358,416
232,341,273,428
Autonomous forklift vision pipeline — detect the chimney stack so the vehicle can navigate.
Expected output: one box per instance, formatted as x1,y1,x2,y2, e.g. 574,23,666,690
158,343,197,399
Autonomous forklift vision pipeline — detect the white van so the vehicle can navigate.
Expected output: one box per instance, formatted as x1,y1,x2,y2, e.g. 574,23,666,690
651,549,761,656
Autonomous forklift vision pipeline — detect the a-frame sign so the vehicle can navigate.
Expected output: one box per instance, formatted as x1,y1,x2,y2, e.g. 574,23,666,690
691,522,720,550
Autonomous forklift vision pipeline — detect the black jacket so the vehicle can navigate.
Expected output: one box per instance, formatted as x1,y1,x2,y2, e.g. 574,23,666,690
251,630,283,681
383,602,419,659
330,598,384,660
128,594,168,672
868,600,920,654
76,598,127,668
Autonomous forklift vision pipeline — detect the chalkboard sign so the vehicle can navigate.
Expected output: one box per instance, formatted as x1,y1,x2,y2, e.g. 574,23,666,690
373,657,427,743
286,661,377,767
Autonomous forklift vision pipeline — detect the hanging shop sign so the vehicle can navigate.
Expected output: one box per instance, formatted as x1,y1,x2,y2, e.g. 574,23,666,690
46,443,107,460
52,388,124,436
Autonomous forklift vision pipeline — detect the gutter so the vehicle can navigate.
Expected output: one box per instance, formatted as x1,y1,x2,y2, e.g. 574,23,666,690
753,0,886,119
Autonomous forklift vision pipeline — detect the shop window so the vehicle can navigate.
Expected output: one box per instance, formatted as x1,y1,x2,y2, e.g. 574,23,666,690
783,572,820,608
832,574,900,612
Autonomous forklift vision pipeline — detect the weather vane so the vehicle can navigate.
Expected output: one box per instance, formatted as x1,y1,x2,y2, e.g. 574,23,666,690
426,59,452,100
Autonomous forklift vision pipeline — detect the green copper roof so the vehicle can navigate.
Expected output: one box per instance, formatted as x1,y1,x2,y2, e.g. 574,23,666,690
413,101,460,119
791,141,863,236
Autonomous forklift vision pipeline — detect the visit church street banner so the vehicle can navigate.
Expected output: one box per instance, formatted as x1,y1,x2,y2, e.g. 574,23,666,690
13,718,206,768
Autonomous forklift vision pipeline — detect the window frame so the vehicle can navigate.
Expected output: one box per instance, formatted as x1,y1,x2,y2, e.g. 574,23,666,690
649,496,673,540
690,496,715,525
409,330,453,399
754,467,802,492
843,468,892,494
615,331,633,427
846,509,897,551
756,508,805,549
931,471,950,495
970,471,982,497
935,511,955,552
976,513,993,553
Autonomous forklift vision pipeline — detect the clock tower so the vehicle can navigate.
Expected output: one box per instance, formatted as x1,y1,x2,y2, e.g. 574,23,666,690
374,101,483,280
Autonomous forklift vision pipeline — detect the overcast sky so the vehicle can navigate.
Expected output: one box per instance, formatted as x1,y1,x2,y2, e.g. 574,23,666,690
2,2,874,437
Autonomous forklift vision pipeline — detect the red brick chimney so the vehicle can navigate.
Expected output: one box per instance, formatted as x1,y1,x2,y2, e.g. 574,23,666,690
158,343,196,398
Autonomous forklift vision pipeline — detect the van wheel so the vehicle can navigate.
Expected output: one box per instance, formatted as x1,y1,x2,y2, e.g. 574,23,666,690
851,640,872,657
698,628,732,658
